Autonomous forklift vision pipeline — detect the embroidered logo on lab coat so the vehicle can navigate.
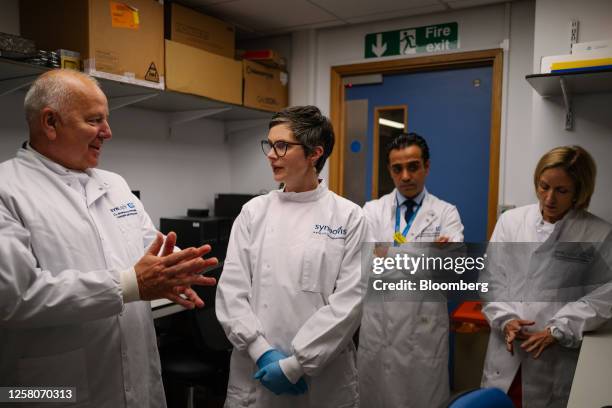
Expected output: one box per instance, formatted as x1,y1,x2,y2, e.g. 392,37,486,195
419,225,441,238
110,202,138,219
313,224,347,239
553,247,595,264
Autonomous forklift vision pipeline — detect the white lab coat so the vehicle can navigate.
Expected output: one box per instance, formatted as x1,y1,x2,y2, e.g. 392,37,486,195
481,204,612,408
0,147,165,408
358,189,464,408
216,182,367,408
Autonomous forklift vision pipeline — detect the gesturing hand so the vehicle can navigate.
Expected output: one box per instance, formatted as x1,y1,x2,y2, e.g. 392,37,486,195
135,232,218,309
520,328,556,359
503,319,535,355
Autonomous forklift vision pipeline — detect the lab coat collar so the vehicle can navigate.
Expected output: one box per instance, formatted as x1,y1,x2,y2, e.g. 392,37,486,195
537,205,581,231
534,210,555,242
274,179,328,202
18,145,110,206
535,206,582,250
410,190,438,237
388,188,437,238
395,188,426,207
85,172,111,207
22,143,87,178
550,208,583,239
390,188,428,213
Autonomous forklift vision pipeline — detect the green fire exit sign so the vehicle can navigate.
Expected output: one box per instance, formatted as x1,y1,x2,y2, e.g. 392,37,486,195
365,22,459,58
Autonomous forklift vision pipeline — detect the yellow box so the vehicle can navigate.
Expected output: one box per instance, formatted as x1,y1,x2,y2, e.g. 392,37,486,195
551,58,612,70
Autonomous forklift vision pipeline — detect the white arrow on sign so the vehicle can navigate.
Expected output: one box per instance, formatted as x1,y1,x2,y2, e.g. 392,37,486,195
372,33,387,57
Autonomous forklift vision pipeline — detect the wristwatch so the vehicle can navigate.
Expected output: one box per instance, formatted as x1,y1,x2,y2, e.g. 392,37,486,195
548,325,564,342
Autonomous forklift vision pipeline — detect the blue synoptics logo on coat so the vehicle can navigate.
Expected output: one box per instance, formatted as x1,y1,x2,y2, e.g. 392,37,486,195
313,224,347,239
110,202,138,219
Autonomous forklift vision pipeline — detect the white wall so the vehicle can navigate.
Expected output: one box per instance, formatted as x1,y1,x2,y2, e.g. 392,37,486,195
502,0,536,207
291,0,537,210
529,0,612,222
290,29,317,106
102,110,233,224
227,124,279,194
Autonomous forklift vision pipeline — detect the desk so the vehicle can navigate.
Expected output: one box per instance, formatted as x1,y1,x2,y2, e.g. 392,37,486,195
151,298,186,319
568,327,612,407
151,262,223,319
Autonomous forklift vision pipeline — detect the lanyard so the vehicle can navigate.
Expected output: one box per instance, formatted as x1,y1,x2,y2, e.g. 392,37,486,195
394,198,420,246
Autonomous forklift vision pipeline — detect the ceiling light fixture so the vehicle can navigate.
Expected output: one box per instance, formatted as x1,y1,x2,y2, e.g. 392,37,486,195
379,118,405,129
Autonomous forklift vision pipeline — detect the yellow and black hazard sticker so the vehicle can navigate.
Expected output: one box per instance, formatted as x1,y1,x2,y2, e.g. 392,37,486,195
145,62,159,83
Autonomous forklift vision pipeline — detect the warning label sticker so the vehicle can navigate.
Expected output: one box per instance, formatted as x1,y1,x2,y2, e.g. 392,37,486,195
145,62,160,83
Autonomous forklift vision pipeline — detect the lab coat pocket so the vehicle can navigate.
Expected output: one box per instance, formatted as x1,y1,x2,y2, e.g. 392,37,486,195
300,238,344,296
116,215,144,263
17,348,90,405
540,243,595,291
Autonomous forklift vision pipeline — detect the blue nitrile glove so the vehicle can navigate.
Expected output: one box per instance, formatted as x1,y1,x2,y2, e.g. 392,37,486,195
256,349,287,370
253,361,308,396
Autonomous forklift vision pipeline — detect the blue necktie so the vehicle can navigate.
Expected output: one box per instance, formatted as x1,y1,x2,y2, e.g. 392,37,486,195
403,199,415,225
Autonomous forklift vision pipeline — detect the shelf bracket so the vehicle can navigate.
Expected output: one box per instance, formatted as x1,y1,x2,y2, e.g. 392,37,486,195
108,93,159,111
0,75,37,97
570,19,579,49
167,107,232,138
224,118,269,138
559,77,573,131
169,108,232,128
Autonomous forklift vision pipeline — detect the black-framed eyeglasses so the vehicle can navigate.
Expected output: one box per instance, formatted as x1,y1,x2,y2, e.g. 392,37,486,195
261,140,304,157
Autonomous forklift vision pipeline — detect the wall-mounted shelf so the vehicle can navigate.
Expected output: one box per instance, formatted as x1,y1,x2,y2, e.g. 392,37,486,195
526,68,612,130
0,57,273,124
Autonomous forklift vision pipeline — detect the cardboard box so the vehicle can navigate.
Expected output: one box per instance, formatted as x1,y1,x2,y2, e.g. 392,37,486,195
243,60,288,112
20,0,164,89
240,49,286,69
165,40,242,105
165,3,234,58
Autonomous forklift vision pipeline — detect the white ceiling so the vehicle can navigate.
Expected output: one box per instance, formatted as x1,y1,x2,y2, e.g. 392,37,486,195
178,0,511,38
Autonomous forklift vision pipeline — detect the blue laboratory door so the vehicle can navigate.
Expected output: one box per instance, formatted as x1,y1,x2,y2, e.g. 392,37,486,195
345,66,493,243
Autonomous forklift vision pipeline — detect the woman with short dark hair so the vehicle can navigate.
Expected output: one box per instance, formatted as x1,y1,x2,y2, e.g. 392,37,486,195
216,106,367,408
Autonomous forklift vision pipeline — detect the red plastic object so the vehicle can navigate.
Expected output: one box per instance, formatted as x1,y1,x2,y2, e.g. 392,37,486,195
451,301,488,326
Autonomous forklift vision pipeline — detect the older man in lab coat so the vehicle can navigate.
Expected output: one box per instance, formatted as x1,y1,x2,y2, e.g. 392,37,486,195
0,70,217,407
357,132,464,408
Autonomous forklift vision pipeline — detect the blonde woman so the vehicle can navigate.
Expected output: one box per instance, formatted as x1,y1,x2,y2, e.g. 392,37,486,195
481,145,612,408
